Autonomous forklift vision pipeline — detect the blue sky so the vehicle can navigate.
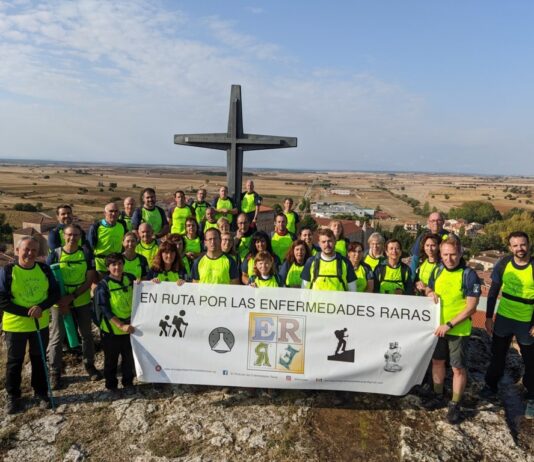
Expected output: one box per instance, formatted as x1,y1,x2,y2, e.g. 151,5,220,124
0,0,533,174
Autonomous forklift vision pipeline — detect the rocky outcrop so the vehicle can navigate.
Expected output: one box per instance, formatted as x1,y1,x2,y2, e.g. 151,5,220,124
0,329,532,461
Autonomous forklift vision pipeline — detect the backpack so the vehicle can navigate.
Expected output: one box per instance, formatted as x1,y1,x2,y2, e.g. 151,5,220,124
375,262,410,288
309,254,347,291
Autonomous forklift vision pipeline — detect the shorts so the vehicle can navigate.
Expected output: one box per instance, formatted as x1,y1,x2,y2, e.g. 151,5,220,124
432,335,467,369
494,314,534,346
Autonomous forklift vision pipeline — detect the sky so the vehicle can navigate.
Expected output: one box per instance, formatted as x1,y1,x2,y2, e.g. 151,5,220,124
1,0,534,175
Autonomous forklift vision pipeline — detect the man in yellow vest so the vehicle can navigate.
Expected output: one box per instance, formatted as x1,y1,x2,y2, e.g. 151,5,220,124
212,186,238,228
0,236,60,413
191,228,239,285
240,180,262,226
135,223,159,267
120,197,135,231
424,235,481,424
48,204,86,251
131,188,169,238
271,213,296,262
282,197,300,235
481,231,534,418
46,224,101,389
88,202,128,275
94,253,136,392
301,228,356,291
191,188,209,224
234,213,255,261
168,190,193,235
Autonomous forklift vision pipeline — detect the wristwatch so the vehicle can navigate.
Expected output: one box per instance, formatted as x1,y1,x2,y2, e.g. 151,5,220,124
446,321,454,329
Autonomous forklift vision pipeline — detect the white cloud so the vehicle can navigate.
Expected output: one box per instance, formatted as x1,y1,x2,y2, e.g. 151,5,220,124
0,0,531,175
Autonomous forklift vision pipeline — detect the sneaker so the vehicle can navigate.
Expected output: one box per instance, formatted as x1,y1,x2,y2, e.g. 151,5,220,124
5,396,21,415
525,400,534,419
34,393,51,410
85,365,103,381
447,401,462,425
423,394,447,410
479,385,498,401
51,374,63,391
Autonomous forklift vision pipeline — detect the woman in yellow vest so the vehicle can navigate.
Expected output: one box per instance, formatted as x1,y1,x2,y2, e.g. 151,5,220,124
374,239,413,295
94,253,136,392
330,220,350,257
184,217,203,263
414,233,440,295
347,241,374,292
278,240,311,288
364,232,386,271
122,232,149,280
299,226,320,256
164,234,192,280
249,251,281,288
241,231,280,285
424,236,481,424
0,236,60,413
148,241,187,284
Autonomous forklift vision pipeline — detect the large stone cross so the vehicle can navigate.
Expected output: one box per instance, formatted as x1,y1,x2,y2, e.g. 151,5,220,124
174,85,297,203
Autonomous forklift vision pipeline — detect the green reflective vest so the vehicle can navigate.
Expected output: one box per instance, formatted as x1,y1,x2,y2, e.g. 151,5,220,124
240,193,256,214
184,236,201,255
3,264,50,332
154,270,181,282
94,222,126,272
101,275,133,335
335,239,348,257
56,248,90,307
284,211,298,234
271,232,294,262
434,267,471,336
192,201,208,224
418,259,437,286
203,221,219,232
285,263,304,288
498,260,534,322
354,264,368,293
237,235,253,260
123,254,146,280
141,207,163,235
170,206,192,235
250,274,280,288
364,254,383,271
196,254,233,284
135,241,159,268
309,257,348,292
215,198,234,223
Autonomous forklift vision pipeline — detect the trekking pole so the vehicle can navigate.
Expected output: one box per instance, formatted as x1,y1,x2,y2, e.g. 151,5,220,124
34,318,55,410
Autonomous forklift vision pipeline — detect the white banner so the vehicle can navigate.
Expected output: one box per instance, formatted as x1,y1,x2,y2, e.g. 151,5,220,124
131,282,440,396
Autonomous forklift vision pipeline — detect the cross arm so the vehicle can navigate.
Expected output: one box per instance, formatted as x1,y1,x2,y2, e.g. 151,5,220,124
237,134,297,151
174,133,230,151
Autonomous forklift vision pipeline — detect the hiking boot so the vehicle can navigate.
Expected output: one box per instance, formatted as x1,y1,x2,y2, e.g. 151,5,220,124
525,400,534,419
123,385,137,396
423,394,447,410
446,401,462,425
412,383,434,399
34,393,51,410
85,364,103,381
479,385,498,401
51,374,63,391
5,396,21,415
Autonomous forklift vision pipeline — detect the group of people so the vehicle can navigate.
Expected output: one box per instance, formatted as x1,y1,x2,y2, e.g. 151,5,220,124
0,187,532,425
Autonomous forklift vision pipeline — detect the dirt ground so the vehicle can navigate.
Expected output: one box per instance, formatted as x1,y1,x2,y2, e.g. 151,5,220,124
1,162,534,230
